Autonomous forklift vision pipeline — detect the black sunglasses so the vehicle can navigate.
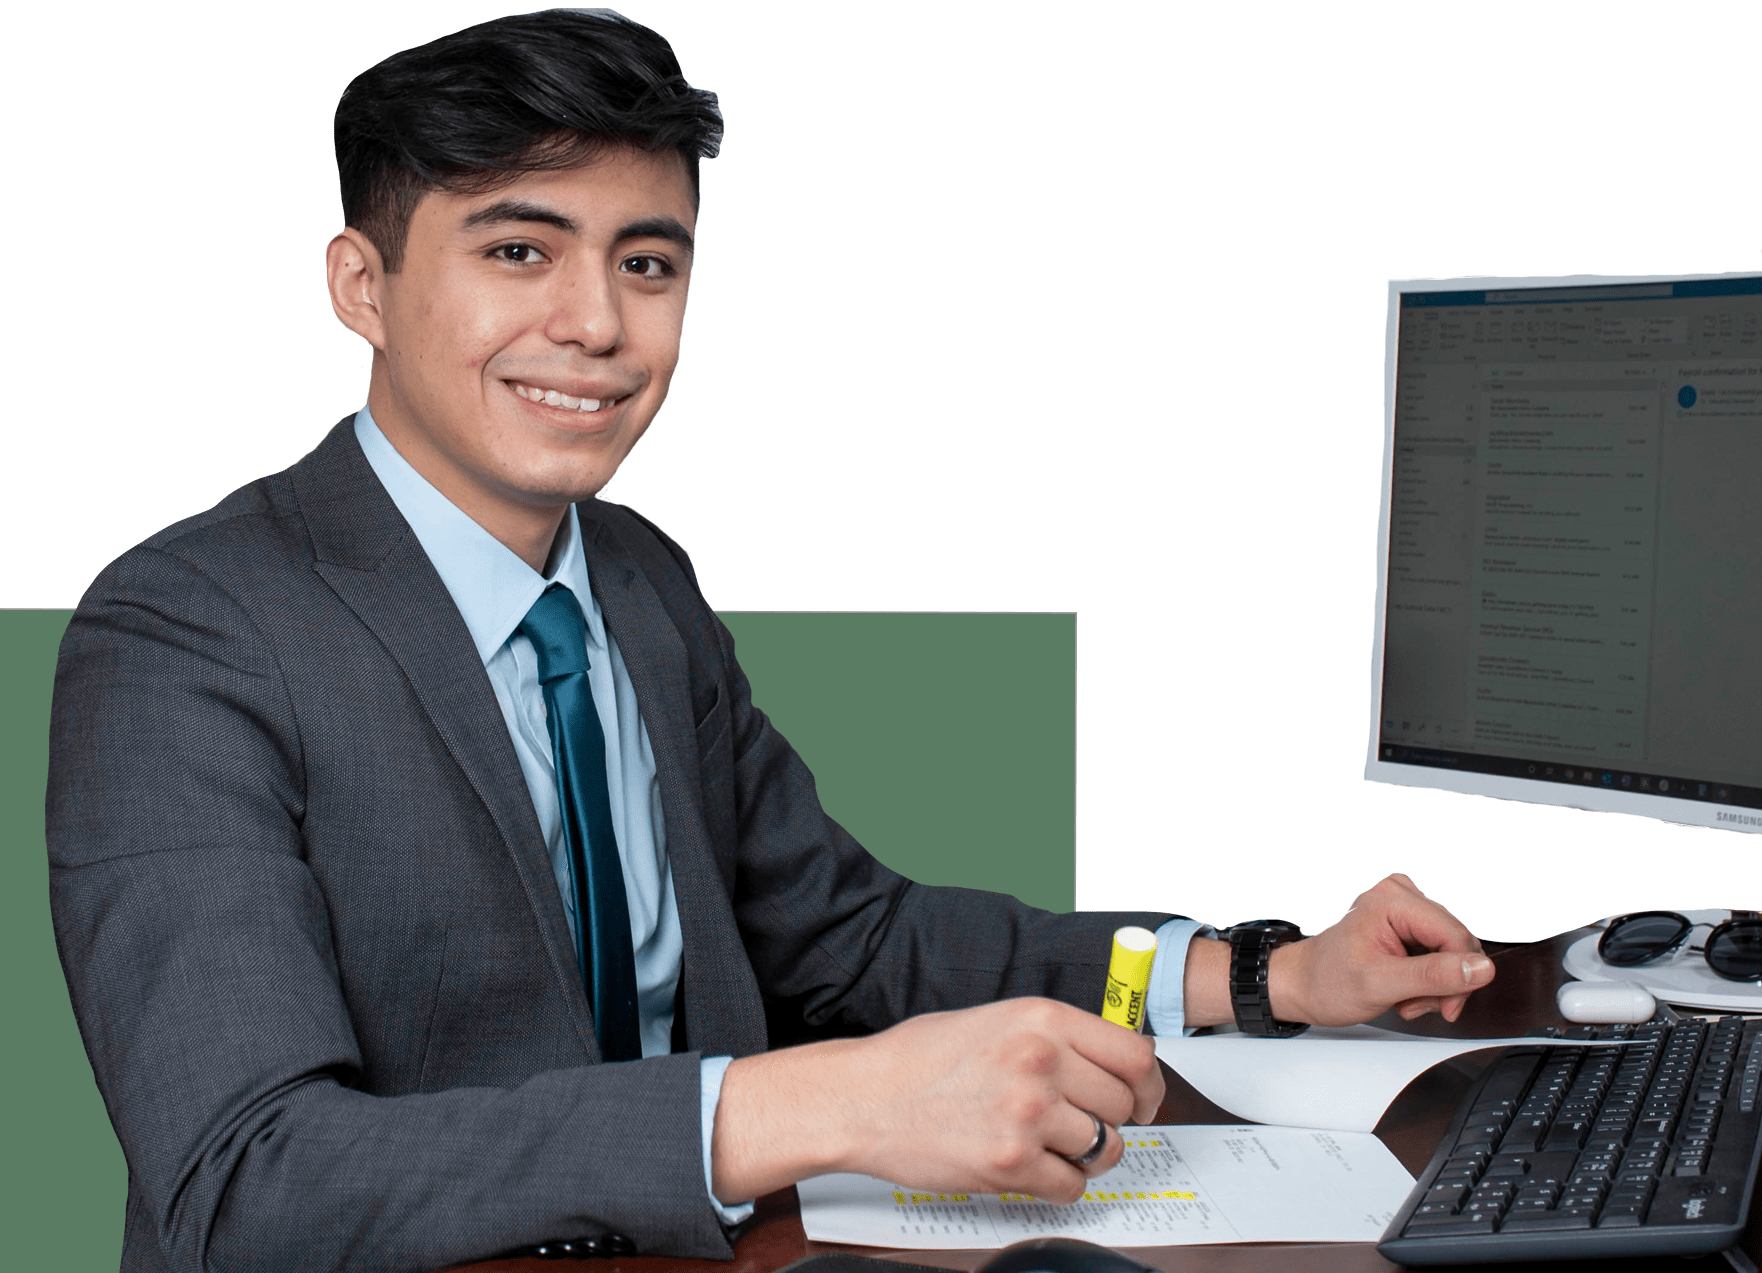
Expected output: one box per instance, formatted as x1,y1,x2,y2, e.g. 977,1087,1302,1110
1597,910,1762,983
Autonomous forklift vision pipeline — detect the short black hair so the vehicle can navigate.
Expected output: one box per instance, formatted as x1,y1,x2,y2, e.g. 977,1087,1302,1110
335,8,721,271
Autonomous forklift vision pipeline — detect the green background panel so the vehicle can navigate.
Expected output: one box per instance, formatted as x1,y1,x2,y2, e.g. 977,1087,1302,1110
720,612,1076,914
2,608,1073,1269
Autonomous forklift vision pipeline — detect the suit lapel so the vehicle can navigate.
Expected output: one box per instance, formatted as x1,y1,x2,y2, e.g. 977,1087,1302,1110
579,511,768,1061
291,421,601,1061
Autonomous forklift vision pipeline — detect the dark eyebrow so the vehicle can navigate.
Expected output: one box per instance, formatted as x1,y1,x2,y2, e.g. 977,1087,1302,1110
458,204,692,256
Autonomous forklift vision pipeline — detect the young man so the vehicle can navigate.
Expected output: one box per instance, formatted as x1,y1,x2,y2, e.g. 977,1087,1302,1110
48,11,1495,1271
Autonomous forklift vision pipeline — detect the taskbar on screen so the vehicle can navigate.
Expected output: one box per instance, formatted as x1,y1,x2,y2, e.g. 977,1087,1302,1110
1378,741,1762,814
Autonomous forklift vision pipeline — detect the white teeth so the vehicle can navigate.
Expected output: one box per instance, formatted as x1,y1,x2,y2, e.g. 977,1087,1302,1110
513,382,615,412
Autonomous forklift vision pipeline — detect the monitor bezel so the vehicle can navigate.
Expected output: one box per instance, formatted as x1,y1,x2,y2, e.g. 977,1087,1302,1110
1364,271,1762,835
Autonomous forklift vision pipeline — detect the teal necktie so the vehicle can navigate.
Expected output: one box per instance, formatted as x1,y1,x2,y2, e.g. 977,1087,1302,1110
518,584,641,1062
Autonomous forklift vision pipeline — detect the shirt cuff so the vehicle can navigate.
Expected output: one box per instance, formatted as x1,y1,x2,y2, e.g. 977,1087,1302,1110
1145,917,1214,1036
700,1055,755,1225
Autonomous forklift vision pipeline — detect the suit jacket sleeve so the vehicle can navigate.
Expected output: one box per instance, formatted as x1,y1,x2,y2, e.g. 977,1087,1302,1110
48,542,727,1273
609,507,1180,1039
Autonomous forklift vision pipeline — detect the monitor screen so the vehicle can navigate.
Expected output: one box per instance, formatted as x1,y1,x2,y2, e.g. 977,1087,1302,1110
1366,274,1762,834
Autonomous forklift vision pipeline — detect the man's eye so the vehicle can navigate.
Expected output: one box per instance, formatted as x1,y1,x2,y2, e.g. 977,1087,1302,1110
487,245,671,274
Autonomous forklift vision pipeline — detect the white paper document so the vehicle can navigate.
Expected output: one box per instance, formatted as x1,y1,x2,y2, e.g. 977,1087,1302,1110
1154,1026,1610,1133
800,1029,1624,1249
797,1124,1415,1248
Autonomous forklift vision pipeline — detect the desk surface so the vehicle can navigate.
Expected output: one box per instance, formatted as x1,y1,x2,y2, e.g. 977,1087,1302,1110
448,928,1761,1273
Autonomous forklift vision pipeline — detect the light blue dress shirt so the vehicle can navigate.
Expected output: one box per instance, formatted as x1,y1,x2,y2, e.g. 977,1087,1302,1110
354,406,1207,1218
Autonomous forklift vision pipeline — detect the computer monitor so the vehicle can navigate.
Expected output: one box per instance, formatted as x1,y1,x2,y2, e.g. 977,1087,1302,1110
1366,273,1762,835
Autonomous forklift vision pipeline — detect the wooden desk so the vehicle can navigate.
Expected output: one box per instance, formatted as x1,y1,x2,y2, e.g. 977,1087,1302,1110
451,929,1761,1273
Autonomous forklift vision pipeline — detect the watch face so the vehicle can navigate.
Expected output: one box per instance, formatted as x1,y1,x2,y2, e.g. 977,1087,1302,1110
1232,926,1297,951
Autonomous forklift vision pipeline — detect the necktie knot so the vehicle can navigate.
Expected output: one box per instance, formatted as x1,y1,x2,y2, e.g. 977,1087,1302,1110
519,585,589,683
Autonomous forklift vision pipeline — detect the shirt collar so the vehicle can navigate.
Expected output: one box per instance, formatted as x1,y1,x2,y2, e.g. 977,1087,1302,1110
354,405,600,665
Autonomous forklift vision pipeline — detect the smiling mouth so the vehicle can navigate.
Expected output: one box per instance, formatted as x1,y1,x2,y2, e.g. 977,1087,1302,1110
509,381,629,414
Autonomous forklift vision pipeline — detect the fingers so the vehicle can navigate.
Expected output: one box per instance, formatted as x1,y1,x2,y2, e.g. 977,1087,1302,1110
1396,993,1467,1022
1357,879,1491,1024
1057,1054,1139,1130
1365,875,1481,956
1396,995,1473,1021
1064,1017,1163,1124
1009,1005,1153,1196
994,1104,1121,1205
823,999,1161,1207
1374,949,1494,1012
1040,1107,1125,1202
1051,1106,1122,1173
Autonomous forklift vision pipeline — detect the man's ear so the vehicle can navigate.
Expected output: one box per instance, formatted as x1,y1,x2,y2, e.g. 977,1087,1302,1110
327,227,389,351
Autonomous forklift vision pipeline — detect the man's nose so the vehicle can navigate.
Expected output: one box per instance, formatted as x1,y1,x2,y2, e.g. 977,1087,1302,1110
545,265,624,354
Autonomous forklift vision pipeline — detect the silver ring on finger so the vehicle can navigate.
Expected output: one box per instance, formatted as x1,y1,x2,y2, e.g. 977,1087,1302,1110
1065,1110,1108,1167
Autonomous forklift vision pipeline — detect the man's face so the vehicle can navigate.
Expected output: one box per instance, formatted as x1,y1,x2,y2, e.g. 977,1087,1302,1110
363,147,697,525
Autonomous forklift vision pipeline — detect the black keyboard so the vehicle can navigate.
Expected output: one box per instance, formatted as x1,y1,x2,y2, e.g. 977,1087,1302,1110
1378,1015,1762,1265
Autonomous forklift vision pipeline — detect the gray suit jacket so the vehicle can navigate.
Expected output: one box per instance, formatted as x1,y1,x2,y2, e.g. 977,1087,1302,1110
48,420,1173,1272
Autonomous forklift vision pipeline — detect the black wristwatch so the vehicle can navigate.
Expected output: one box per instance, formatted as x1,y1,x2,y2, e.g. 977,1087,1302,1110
1224,919,1309,1037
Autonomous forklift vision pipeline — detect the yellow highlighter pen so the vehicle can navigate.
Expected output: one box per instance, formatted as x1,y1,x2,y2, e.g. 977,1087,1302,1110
1101,925,1158,1032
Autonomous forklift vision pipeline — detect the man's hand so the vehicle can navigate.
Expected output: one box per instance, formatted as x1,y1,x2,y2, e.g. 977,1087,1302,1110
711,998,1162,1206
1183,874,1495,1029
712,876,1482,1206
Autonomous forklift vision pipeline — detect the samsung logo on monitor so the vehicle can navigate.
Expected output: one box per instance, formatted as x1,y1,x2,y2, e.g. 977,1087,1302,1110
1716,812,1762,828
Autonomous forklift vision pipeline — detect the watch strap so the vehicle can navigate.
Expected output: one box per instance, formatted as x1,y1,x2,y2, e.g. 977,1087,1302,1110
1226,920,1309,1038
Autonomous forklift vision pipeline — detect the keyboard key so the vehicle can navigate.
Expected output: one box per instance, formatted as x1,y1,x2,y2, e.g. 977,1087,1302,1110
1405,1212,1498,1237
1480,1053,1543,1101
1501,1213,1593,1232
1544,1121,1591,1152
1528,1153,1577,1184
1501,1119,1549,1153
1425,1181,1469,1205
